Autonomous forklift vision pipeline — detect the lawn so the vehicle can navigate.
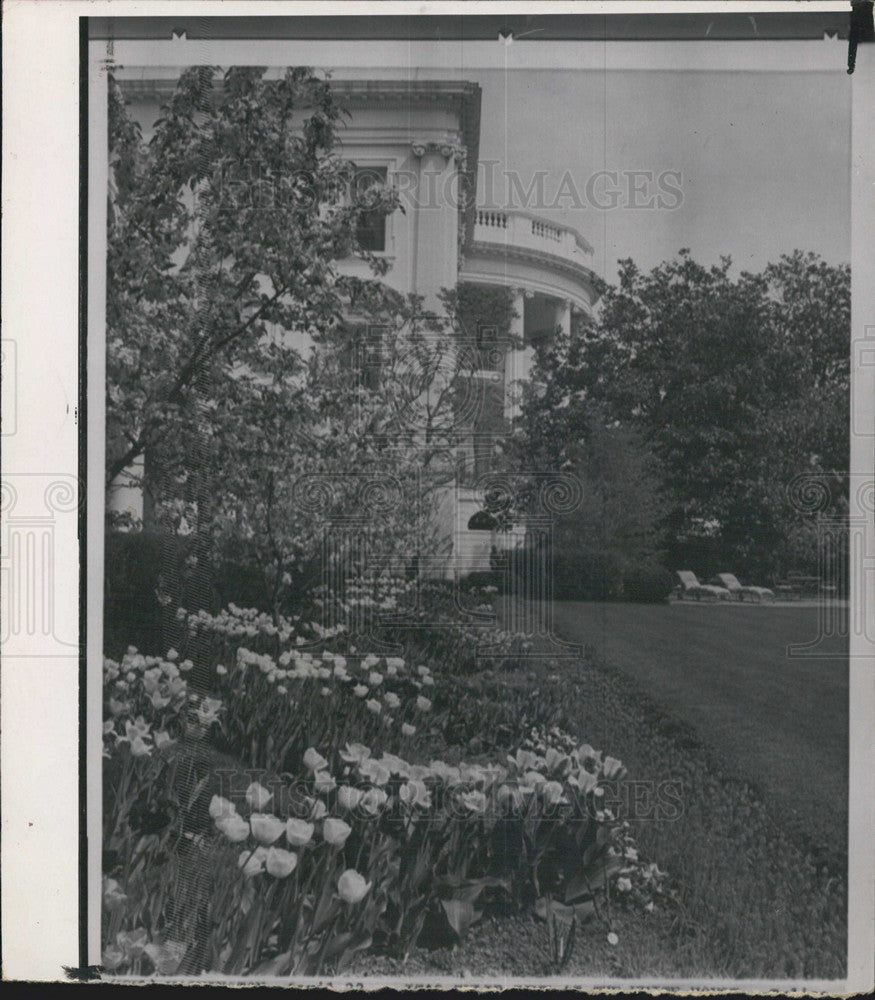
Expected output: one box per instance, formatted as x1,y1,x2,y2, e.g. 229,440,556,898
549,600,848,862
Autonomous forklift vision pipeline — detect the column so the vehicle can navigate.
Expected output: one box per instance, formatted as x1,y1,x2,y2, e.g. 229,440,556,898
411,142,459,312
556,298,572,338
504,287,527,421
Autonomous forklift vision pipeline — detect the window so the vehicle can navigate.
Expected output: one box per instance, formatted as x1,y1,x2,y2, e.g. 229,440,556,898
468,510,498,531
352,165,388,253
475,323,502,371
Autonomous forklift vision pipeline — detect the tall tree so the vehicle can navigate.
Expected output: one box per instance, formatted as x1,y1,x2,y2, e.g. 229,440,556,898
106,65,398,496
518,250,850,579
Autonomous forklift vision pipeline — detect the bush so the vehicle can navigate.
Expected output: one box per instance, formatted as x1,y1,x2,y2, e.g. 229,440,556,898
553,551,625,601
104,529,222,656
622,564,676,603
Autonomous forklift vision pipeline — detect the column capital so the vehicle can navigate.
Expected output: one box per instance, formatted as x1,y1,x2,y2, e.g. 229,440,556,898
410,140,465,166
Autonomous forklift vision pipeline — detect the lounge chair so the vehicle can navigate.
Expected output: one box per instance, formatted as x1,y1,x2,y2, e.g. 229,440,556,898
714,573,775,603
676,570,730,601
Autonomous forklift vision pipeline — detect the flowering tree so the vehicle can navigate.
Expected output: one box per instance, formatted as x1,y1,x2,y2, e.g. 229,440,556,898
107,65,397,498
107,66,500,616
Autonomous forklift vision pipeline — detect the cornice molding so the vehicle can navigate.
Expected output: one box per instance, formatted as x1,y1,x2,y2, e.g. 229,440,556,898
465,240,600,298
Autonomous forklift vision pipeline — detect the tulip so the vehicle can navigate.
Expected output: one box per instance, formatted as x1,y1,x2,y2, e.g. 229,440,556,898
209,795,236,820
306,798,328,821
266,847,298,878
102,878,128,911
383,692,400,709
570,768,598,794
129,736,152,758
249,813,285,845
285,818,314,847
339,743,371,764
322,817,352,846
368,671,383,686
153,731,175,750
541,780,568,806
497,783,533,811
358,758,391,787
216,813,250,843
602,756,626,780
458,789,487,814
401,723,416,737
144,940,187,975
521,770,546,788
353,684,368,698
379,753,410,777
360,787,388,816
101,945,126,971
337,869,371,904
415,696,432,712
246,782,273,811
398,779,431,809
117,927,148,958
365,699,381,715
126,716,151,739
313,770,336,794
336,786,363,812
238,846,268,877
303,747,329,773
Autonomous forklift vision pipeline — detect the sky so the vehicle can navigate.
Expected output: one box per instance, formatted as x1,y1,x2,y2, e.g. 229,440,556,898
464,67,851,284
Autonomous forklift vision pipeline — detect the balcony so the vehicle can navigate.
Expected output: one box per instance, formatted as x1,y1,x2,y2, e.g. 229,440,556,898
461,209,599,313
472,209,593,262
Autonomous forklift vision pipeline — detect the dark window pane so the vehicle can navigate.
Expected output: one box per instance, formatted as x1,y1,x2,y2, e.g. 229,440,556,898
353,166,388,252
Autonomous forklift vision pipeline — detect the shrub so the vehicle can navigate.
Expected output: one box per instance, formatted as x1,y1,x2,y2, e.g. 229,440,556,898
551,551,625,602
622,564,676,604
103,529,205,656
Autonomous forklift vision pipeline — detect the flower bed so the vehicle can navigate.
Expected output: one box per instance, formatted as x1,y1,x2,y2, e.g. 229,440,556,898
102,603,666,977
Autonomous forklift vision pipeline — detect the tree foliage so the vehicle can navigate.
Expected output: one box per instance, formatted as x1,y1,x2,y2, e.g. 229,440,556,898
518,250,850,580
106,67,492,614
107,65,397,491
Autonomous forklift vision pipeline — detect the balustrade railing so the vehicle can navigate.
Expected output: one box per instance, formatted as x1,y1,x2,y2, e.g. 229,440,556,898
472,209,588,261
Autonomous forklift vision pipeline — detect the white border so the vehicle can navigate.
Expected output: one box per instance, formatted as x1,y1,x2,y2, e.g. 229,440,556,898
2,1,872,990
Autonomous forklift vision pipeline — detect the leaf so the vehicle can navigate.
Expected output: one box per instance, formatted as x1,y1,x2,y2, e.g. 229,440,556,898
185,775,210,811
252,950,293,977
534,896,595,925
439,898,479,940
564,855,623,903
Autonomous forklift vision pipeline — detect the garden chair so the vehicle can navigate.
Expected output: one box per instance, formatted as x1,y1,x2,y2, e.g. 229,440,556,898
713,573,775,603
675,570,730,601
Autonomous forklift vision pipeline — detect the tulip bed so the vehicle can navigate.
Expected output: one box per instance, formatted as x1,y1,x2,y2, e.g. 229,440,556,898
102,601,667,977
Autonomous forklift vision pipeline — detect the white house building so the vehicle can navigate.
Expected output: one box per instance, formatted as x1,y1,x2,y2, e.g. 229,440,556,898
112,69,601,575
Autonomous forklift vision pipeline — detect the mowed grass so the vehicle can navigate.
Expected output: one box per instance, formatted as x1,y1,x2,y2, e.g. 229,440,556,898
550,601,848,859
353,622,848,980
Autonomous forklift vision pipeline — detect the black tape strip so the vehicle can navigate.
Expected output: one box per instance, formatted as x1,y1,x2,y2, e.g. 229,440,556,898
848,1,875,74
